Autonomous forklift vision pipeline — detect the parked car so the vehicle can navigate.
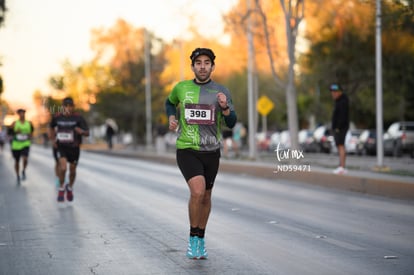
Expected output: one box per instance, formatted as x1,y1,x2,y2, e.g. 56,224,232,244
270,129,318,152
269,130,291,151
356,129,377,156
313,125,333,153
299,129,319,153
268,132,280,151
383,121,414,157
256,131,273,151
279,130,291,150
345,129,363,154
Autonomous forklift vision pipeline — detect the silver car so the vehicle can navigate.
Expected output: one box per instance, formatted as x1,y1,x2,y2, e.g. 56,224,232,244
383,121,414,158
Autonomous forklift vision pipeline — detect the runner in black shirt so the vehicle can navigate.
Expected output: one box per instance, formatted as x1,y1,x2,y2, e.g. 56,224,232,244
49,97,89,202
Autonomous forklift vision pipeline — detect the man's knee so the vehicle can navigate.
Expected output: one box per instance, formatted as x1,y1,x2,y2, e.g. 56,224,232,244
189,176,206,198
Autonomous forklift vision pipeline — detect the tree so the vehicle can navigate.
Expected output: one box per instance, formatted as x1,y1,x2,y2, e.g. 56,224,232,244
0,75,3,96
0,0,6,28
90,19,167,145
0,0,7,98
301,0,414,128
254,0,304,151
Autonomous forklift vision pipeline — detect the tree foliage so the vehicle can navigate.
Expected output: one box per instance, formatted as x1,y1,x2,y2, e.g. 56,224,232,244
89,19,167,143
300,0,414,129
0,0,6,28
38,0,414,146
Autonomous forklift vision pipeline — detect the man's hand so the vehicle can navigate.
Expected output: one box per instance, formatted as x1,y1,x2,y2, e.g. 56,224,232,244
168,116,178,131
74,127,85,135
217,92,228,109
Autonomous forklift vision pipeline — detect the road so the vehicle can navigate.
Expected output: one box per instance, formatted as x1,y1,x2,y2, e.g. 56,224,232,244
1,146,413,275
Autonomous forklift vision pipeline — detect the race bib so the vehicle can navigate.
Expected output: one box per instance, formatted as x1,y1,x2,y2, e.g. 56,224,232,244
184,104,215,125
57,131,74,143
16,134,29,141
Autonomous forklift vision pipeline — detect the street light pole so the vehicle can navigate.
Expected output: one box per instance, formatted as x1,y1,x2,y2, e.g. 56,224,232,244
144,29,152,148
375,0,384,168
247,0,257,160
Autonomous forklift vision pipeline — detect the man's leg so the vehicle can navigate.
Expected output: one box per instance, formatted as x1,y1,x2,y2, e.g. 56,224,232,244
68,162,77,188
56,156,67,202
55,162,59,177
22,156,28,170
186,175,206,258
65,162,77,202
12,150,21,181
21,155,28,179
338,144,346,168
14,159,20,178
187,175,206,228
58,157,68,188
198,189,212,230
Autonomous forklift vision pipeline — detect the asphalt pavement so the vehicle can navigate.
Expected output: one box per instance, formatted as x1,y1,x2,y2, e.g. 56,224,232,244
83,143,414,200
2,146,413,275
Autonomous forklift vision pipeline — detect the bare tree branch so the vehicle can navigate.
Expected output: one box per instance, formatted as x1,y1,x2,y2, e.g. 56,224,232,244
254,0,285,89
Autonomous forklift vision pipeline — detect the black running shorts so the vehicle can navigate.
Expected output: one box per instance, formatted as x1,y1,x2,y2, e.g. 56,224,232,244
56,146,80,164
334,129,348,146
12,147,30,161
176,149,220,190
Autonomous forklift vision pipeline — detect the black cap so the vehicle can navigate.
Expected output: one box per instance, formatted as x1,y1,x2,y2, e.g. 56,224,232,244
329,83,342,92
190,48,216,65
62,97,74,106
16,108,26,113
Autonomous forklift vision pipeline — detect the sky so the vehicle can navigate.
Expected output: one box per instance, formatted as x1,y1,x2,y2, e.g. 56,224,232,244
0,0,237,111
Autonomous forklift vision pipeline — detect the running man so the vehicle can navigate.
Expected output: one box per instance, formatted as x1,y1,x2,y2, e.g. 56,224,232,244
165,47,237,259
10,109,34,183
49,97,89,202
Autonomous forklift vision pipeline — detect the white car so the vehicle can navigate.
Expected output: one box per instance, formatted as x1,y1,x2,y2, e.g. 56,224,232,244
345,130,362,154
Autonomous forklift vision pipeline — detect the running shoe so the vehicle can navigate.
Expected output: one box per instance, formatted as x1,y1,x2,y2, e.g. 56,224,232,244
198,237,208,259
333,166,347,175
57,188,65,202
21,170,26,180
186,236,199,259
65,184,73,202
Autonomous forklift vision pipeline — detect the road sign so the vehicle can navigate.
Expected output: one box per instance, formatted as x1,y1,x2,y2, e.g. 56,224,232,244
257,95,274,116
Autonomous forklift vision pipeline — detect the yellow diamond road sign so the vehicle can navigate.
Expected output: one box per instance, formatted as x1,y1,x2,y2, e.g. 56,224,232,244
257,95,274,116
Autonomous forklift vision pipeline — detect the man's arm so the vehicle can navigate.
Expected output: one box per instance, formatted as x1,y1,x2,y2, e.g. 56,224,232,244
8,122,15,136
29,121,35,137
165,98,177,118
74,116,90,137
223,110,237,129
49,117,57,146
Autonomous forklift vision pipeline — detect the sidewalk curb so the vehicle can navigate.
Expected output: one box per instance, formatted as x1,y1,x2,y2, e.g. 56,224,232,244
220,162,414,200
85,149,414,200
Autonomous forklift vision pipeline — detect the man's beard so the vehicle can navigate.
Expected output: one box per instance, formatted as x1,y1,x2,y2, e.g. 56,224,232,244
195,71,211,83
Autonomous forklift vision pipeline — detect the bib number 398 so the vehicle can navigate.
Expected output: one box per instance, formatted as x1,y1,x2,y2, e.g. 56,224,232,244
184,104,215,125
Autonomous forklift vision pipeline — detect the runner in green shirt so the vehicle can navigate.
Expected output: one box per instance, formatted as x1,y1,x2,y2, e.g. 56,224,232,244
10,109,34,183
165,47,237,259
